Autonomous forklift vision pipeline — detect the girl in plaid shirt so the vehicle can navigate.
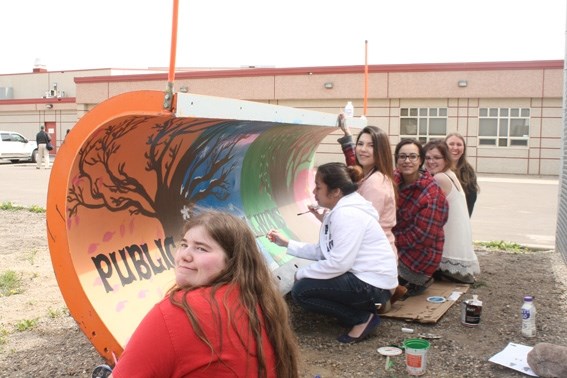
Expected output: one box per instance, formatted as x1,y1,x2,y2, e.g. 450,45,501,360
393,139,448,297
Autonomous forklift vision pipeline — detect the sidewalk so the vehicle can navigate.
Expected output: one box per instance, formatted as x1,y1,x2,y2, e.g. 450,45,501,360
0,161,52,209
0,161,559,249
471,174,558,249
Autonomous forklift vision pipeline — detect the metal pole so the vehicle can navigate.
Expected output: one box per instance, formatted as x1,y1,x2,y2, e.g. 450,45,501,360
163,0,180,111
556,3,567,264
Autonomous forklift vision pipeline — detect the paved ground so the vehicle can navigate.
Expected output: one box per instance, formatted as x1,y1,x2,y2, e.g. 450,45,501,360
472,175,558,249
0,160,559,249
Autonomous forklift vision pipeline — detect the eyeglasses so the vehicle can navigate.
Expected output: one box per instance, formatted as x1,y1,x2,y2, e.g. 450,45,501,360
397,153,419,162
425,156,443,161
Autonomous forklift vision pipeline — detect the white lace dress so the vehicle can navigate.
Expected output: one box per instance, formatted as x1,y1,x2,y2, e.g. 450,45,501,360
438,171,481,283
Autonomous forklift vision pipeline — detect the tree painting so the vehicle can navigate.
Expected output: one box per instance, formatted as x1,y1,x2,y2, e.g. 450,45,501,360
66,115,250,238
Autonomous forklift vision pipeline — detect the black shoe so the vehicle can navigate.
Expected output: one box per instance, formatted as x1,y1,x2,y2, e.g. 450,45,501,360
337,314,381,344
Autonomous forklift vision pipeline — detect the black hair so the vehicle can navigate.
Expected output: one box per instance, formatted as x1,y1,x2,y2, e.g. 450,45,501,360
317,162,363,195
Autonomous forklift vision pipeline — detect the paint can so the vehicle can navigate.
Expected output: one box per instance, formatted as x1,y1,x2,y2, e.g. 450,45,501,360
403,338,430,376
461,294,482,327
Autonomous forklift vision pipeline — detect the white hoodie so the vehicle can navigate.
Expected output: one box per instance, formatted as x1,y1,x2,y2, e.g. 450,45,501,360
287,192,398,290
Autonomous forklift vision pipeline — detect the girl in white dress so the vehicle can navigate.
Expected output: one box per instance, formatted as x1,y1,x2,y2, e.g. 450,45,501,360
423,140,480,284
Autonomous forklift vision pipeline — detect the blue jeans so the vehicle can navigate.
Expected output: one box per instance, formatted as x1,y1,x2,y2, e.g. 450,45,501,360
291,272,392,327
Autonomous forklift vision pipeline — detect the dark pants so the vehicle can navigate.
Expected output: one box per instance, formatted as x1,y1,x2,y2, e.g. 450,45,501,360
291,272,391,327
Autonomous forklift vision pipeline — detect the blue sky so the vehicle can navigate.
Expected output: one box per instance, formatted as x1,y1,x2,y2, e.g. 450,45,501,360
0,0,565,74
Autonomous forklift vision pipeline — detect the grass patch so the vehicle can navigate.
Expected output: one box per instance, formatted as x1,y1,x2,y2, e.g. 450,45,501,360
26,249,39,265
471,280,487,289
0,202,45,213
475,240,531,253
27,205,45,213
47,307,69,319
14,318,38,332
0,328,8,346
0,270,24,297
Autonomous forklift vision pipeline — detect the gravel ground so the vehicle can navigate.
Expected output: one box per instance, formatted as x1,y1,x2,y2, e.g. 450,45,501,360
1,210,566,377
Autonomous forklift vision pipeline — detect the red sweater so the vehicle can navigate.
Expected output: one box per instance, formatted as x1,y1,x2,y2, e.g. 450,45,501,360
112,285,277,378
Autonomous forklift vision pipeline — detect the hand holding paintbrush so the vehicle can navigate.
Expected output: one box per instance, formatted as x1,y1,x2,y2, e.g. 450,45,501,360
297,204,326,222
297,204,321,216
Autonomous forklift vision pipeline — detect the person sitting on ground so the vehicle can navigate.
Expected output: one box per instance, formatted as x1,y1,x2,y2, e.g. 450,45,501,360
393,139,449,297
423,140,480,284
445,132,480,217
110,211,300,378
267,162,398,344
335,113,398,254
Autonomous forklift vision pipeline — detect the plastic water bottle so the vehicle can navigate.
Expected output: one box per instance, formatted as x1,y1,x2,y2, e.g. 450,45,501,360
521,296,536,338
344,101,354,118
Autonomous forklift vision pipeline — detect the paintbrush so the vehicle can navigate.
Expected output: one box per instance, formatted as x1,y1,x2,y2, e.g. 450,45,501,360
297,205,320,216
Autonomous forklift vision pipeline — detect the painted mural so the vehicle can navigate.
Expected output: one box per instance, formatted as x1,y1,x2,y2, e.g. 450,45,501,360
47,90,346,364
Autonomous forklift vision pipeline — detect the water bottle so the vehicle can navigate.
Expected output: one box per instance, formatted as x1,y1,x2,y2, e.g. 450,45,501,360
521,296,536,338
344,101,354,118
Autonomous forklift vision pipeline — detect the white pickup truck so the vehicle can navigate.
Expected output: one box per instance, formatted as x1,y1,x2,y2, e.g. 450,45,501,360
0,131,38,163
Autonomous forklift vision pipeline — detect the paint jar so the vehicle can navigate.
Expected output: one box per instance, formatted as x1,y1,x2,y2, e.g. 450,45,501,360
403,338,430,376
461,294,482,327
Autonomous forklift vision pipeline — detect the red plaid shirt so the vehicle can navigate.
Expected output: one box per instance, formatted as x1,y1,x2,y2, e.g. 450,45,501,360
393,169,448,277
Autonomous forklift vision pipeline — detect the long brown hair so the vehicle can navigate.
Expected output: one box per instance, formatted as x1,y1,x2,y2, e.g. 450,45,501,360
444,133,480,194
356,126,397,199
169,211,300,378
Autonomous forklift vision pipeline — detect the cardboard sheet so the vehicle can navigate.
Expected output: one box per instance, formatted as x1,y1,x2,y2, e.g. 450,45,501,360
381,281,470,323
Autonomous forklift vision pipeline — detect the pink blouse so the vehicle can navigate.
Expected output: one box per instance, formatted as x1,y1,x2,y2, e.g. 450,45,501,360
358,171,397,254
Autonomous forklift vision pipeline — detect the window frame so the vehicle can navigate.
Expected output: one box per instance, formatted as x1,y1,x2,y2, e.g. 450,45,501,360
478,107,530,147
400,107,448,143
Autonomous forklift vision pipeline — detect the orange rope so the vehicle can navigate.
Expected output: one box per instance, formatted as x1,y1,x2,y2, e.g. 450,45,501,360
364,40,368,116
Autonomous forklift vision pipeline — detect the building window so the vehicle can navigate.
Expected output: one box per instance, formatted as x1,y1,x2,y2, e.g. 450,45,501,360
400,107,447,143
478,108,530,147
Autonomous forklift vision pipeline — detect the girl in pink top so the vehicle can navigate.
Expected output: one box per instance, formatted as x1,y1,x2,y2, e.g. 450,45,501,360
336,114,397,254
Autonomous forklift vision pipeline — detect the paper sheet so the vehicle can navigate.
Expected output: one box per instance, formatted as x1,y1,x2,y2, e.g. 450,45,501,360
488,342,537,376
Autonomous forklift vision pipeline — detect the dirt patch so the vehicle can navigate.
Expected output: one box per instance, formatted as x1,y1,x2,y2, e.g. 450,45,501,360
1,210,567,377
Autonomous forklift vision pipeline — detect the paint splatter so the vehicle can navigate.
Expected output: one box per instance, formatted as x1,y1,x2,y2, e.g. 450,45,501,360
87,243,99,254
102,231,115,242
115,300,128,312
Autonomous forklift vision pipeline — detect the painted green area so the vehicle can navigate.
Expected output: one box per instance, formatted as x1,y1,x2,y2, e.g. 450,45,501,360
241,125,330,265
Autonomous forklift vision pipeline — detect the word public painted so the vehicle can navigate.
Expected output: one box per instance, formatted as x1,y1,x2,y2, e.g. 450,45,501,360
92,237,176,293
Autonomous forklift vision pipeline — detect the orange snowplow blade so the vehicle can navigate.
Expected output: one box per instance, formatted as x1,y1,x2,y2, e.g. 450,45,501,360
46,90,364,363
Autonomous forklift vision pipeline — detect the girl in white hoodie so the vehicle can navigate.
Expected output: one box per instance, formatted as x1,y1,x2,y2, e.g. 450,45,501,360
268,162,398,344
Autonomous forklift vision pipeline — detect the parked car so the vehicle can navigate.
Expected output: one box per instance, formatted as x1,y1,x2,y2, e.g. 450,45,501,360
0,131,38,163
